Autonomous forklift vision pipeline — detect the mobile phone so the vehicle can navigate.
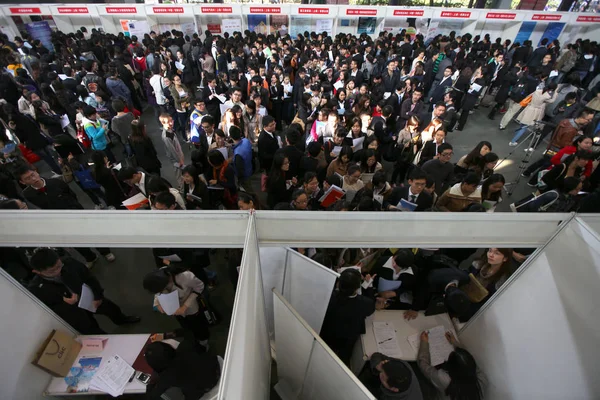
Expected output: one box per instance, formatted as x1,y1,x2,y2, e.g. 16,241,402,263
136,371,151,385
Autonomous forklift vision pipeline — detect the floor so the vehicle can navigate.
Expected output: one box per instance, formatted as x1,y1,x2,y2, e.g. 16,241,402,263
27,99,541,399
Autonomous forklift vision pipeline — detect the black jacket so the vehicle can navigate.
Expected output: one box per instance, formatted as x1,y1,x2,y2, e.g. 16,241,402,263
267,172,294,209
277,145,303,179
28,257,104,334
22,178,83,210
386,186,433,211
418,140,439,166
257,130,280,172
183,181,210,210
129,137,162,175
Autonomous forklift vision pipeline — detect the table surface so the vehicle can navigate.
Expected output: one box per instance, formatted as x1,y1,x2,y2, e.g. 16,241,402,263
361,310,457,361
45,333,151,396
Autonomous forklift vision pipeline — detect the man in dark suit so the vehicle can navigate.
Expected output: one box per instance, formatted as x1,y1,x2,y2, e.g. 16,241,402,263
399,35,413,62
194,115,224,172
381,61,400,93
202,73,223,122
527,38,549,68
428,66,454,105
399,88,424,129
16,164,82,210
385,168,433,211
257,115,279,171
512,40,532,67
61,67,79,94
29,248,139,334
348,60,364,87
419,102,446,132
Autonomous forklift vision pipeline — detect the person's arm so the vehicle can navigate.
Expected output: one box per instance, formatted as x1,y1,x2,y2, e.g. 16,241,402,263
84,122,106,141
218,166,237,190
550,147,569,165
75,259,105,300
436,189,451,212
417,338,451,392
180,271,205,309
234,154,245,178
369,352,386,373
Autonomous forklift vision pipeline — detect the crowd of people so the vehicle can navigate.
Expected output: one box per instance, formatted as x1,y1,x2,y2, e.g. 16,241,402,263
0,21,599,400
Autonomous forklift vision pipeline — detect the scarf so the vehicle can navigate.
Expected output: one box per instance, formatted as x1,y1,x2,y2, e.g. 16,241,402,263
212,160,230,183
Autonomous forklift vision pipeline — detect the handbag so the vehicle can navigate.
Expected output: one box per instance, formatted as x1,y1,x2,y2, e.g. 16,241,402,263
76,126,91,149
62,163,73,183
18,144,41,163
519,93,533,108
73,166,101,190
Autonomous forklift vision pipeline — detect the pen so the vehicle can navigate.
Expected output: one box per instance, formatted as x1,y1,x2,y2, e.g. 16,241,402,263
378,338,393,345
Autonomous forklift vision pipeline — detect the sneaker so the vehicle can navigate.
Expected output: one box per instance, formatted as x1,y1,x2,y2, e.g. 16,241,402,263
527,181,538,188
499,126,505,130
50,172,63,179
104,253,116,262
86,256,99,269
469,110,474,114
508,142,518,147
521,172,531,178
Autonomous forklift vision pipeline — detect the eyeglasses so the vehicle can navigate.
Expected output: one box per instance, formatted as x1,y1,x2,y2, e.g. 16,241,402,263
441,152,453,157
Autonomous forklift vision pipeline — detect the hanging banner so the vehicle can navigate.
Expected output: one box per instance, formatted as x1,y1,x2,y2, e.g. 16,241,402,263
25,21,54,52
290,17,312,38
357,17,376,34
539,22,565,46
515,21,536,44
315,19,333,36
207,24,222,34
248,15,268,35
270,15,289,36
222,19,242,35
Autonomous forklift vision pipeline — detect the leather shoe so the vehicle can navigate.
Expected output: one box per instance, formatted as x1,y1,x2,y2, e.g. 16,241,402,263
116,316,141,325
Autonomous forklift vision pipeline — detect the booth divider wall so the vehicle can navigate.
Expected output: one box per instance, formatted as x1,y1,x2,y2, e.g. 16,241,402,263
0,269,77,400
458,217,600,399
273,290,376,400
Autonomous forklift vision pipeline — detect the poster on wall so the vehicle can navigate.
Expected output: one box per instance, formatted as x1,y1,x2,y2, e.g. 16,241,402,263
248,15,268,35
315,19,333,35
129,21,150,39
222,19,242,35
26,21,54,52
120,20,130,37
181,22,196,38
515,21,535,44
290,17,312,38
357,17,376,34
207,24,221,34
270,15,289,36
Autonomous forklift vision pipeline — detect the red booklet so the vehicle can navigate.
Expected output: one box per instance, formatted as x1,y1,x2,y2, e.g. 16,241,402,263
318,185,345,208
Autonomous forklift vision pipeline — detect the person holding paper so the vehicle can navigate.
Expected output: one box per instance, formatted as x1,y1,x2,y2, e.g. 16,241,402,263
326,145,354,177
455,67,485,131
509,82,559,146
386,168,434,212
417,331,483,400
371,250,417,310
342,164,365,193
160,113,185,185
128,120,163,176
207,149,238,209
181,165,210,210
143,266,210,349
82,105,116,163
437,173,482,212
202,73,223,122
320,269,375,365
29,248,140,334
257,115,279,172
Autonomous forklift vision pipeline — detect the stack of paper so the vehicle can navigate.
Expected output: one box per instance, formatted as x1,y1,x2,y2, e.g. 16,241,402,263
373,321,403,358
90,355,135,397
318,185,345,208
397,198,417,212
407,325,456,366
157,290,180,316
78,284,98,313
122,193,149,210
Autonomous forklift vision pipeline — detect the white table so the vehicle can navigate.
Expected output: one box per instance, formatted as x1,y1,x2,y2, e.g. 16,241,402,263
44,333,150,397
350,310,457,375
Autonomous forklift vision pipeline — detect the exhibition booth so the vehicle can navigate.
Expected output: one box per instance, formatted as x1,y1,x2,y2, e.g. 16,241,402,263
0,4,599,46
2,211,600,399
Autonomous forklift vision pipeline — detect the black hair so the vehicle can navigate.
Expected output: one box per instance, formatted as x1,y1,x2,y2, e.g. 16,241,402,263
307,141,321,157
338,145,354,162
371,170,387,187
154,191,177,209
83,105,97,118
409,168,428,182
229,125,242,140
30,248,60,271
118,166,138,181
563,176,581,193
338,268,361,296
481,173,505,202
13,163,35,180
462,172,480,186
381,359,413,392
207,149,226,167
146,177,171,195
445,286,471,317
142,266,185,294
392,249,414,268
443,347,483,400
144,341,176,373
325,174,342,188
463,141,492,166
437,143,453,155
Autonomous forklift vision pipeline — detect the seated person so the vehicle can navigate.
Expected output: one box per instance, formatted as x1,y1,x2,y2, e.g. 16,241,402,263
386,168,434,211
436,172,482,212
362,352,423,400
417,331,483,400
371,250,418,310
320,269,375,365
144,334,220,400
469,248,513,302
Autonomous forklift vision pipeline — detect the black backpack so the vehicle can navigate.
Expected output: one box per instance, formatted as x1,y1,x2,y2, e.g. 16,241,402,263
509,81,528,102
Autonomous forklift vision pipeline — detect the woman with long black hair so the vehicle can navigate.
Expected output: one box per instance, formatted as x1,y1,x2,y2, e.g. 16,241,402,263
90,150,127,209
418,330,483,400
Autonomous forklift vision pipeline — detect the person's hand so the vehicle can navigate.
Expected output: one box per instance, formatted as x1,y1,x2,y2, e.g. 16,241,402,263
330,151,336,157
445,331,458,346
403,310,419,320
388,205,398,211
291,176,298,185
92,299,103,309
157,304,165,314
375,297,388,310
420,331,429,342
150,333,164,342
162,259,171,266
173,304,188,316
512,251,527,263
186,194,193,201
379,290,396,299
63,293,79,305
364,273,376,284
209,179,217,185
67,153,74,161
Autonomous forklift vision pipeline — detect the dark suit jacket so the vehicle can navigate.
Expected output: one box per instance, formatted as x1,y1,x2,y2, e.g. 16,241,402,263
430,77,453,104
382,70,400,93
400,99,424,125
62,77,79,94
387,186,433,211
349,69,363,87
277,145,303,178
512,46,532,66
202,86,222,118
418,140,440,166
528,46,548,67
22,178,83,210
461,77,485,111
28,257,105,334
258,130,280,171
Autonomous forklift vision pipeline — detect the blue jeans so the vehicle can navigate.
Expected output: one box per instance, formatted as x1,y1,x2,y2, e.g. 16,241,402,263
511,124,528,143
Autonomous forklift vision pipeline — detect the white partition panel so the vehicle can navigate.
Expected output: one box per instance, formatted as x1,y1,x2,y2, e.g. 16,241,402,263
254,211,570,248
259,247,288,335
273,290,315,400
219,215,271,400
300,335,376,400
0,269,77,400
459,219,600,400
0,211,249,248
284,250,338,333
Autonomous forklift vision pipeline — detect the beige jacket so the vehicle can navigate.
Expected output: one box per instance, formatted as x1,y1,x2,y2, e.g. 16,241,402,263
437,183,482,212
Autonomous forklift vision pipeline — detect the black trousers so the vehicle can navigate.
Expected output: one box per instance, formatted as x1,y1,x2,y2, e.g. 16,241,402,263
95,297,129,324
76,247,111,262
79,298,128,334
524,154,552,179
176,312,210,342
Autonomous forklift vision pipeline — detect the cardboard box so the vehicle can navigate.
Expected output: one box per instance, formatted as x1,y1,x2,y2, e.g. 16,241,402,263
32,330,82,377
